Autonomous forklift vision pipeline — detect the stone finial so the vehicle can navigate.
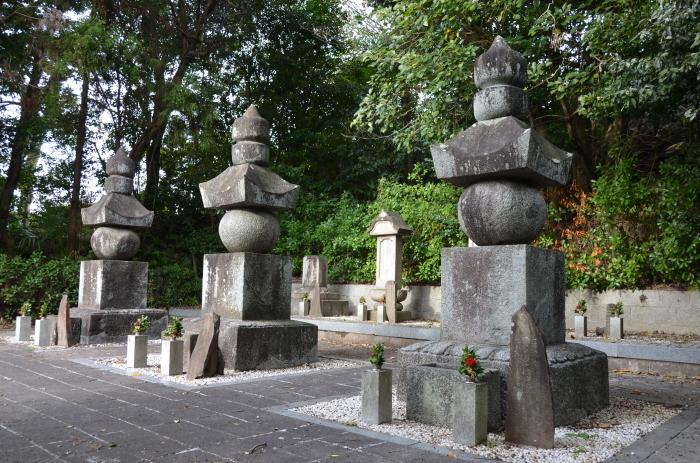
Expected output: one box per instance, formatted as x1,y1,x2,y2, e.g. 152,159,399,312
473,36,528,121
368,210,413,237
106,146,136,178
231,105,271,165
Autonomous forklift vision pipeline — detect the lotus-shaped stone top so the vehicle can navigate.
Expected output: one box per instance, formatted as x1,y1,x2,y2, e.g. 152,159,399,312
474,36,528,89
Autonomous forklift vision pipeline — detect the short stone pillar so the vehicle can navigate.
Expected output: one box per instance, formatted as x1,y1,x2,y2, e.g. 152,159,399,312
15,316,31,342
361,368,392,424
34,317,55,346
453,380,488,446
161,339,184,376
127,334,148,368
376,304,386,323
575,315,588,338
356,303,368,321
610,317,624,340
297,299,310,317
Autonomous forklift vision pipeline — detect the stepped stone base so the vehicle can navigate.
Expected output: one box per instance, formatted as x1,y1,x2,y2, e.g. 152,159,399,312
398,341,609,426
73,308,168,344
367,309,414,322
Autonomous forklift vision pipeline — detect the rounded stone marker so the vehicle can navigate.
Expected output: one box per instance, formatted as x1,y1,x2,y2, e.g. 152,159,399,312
218,208,280,253
90,226,141,260
458,180,546,245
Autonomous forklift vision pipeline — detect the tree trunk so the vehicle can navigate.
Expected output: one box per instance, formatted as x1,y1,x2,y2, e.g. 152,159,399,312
0,57,43,250
67,74,90,256
143,123,166,211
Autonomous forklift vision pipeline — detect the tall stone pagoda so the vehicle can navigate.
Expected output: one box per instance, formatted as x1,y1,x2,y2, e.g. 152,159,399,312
398,37,609,425
75,147,167,343
198,105,317,370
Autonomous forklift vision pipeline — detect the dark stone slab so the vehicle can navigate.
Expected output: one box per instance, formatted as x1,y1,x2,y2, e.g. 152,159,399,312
182,332,198,372
57,294,74,347
441,245,565,346
73,308,167,344
217,319,318,370
505,306,554,448
398,340,608,426
187,313,222,380
78,260,148,310
201,252,291,320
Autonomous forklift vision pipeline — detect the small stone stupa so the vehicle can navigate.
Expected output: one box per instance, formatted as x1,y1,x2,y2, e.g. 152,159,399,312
75,147,167,343
399,37,609,426
198,105,317,370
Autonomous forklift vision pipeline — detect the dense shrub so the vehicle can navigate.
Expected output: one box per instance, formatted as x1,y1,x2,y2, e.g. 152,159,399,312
0,253,79,319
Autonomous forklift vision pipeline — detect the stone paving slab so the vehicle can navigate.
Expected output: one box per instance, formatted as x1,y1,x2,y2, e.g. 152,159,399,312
0,335,698,462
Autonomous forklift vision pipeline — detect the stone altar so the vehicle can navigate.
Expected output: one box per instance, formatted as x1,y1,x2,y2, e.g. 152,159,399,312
293,255,351,317
398,37,609,426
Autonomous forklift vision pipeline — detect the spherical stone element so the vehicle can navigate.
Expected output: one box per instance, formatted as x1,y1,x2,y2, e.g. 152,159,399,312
90,226,140,260
474,35,528,89
473,85,528,121
218,209,280,253
104,175,133,194
458,180,546,245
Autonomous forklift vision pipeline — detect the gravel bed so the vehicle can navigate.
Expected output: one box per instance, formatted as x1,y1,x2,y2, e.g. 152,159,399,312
567,330,700,348
291,392,681,463
93,355,361,385
0,334,160,351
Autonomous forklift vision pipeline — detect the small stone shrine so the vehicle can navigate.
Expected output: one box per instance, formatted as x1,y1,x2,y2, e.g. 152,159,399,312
367,210,413,322
197,105,317,370
293,256,351,317
399,37,609,426
74,147,167,343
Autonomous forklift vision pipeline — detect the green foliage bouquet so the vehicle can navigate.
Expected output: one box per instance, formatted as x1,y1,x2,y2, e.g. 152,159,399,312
132,315,151,335
610,302,624,317
369,343,385,369
458,346,484,382
164,317,184,340
575,299,587,315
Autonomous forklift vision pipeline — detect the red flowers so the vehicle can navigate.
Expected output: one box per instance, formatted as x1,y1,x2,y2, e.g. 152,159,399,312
458,346,484,381
465,356,477,368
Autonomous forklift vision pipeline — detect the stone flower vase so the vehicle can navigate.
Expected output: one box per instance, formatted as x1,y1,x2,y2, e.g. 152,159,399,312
161,339,184,376
610,317,624,340
361,367,392,425
452,378,488,446
34,317,56,346
357,303,368,321
298,299,310,317
127,334,148,368
15,315,31,342
574,315,587,338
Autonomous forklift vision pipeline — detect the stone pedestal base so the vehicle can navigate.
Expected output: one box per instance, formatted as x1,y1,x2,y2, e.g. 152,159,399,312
73,308,167,344
361,369,392,425
79,260,148,310
399,341,609,426
217,319,318,370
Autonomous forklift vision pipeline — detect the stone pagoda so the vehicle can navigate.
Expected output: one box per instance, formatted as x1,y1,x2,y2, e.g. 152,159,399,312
75,147,167,343
399,37,609,425
198,105,317,370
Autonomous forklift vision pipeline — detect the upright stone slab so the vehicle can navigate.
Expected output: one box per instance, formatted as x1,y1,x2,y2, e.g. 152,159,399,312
361,369,392,425
15,316,31,342
505,307,554,448
302,256,328,288
187,313,222,380
385,280,397,324
308,284,322,317
182,333,199,372
56,295,73,347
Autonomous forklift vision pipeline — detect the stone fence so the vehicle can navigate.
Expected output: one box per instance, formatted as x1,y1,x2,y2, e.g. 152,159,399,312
290,282,700,335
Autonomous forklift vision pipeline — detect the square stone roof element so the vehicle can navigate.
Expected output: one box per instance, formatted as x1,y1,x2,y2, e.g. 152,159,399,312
199,163,299,211
81,193,154,228
368,210,413,236
430,116,573,187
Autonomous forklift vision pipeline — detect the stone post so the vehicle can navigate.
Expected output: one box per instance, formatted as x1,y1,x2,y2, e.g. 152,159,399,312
15,316,31,342
182,332,199,372
575,315,588,338
610,317,624,340
198,105,317,371
75,147,167,343
452,380,488,446
356,302,368,321
127,334,148,368
34,317,55,346
361,368,392,424
161,339,184,376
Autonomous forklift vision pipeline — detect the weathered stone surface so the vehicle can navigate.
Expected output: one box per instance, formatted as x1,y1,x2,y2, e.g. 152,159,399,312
430,116,573,188
82,193,154,228
505,306,554,448
368,210,413,237
56,295,74,347
398,341,609,426
199,164,299,211
458,180,546,245
106,147,136,177
309,284,322,317
302,255,328,288
127,334,148,368
34,318,54,346
218,209,280,253
385,280,397,324
441,245,565,346
217,319,318,370
575,315,588,338
15,316,31,341
161,340,184,376
201,253,291,320
187,313,222,380
405,363,501,431
104,175,133,195
231,105,270,143
182,332,199,373
474,84,528,121
474,36,527,89
361,369,392,425
78,260,148,310
610,317,624,340
452,380,488,446
90,227,141,260
232,141,269,166
73,308,167,344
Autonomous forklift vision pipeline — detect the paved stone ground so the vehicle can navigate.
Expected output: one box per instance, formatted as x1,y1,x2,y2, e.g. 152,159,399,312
0,335,697,463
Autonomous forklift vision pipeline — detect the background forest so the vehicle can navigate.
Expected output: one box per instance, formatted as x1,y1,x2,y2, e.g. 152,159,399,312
1,0,698,318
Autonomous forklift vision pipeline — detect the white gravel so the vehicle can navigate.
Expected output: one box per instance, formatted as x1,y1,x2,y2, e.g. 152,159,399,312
0,334,160,351
291,392,681,463
93,354,361,386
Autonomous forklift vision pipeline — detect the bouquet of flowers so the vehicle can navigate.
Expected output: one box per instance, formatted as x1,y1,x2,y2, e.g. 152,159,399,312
458,346,484,382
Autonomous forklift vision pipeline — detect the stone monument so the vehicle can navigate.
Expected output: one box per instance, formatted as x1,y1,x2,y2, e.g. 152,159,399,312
293,255,350,317
367,210,413,322
398,37,608,426
197,105,317,370
74,147,167,343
